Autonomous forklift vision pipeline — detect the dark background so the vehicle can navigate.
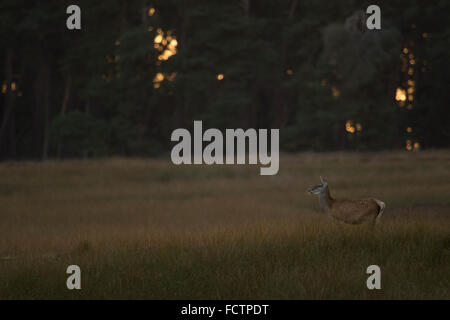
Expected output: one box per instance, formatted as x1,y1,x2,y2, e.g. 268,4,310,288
0,0,449,160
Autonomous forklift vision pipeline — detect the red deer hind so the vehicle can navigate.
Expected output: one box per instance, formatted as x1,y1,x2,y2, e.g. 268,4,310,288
308,177,385,227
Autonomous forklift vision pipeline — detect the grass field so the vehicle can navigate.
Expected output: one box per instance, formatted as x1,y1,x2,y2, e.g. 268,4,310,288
0,151,449,299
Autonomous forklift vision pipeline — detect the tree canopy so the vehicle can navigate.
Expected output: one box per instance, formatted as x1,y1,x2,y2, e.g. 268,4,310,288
1,0,449,159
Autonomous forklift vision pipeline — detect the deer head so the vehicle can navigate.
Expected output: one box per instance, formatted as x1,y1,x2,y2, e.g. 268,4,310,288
307,176,328,195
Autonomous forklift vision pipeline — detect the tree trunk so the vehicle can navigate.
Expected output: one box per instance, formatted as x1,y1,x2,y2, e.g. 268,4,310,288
0,48,16,159
42,67,50,160
33,61,50,160
57,74,72,158
275,0,298,127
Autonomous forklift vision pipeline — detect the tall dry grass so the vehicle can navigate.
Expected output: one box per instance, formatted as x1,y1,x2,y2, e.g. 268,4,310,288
0,151,449,299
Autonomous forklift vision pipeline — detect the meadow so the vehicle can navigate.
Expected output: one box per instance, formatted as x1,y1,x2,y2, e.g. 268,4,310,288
0,151,449,299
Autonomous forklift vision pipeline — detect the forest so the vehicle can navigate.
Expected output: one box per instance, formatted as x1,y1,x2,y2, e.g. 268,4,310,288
0,0,449,160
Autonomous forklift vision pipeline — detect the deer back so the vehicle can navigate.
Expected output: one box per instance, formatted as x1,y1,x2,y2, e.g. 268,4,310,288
329,198,380,224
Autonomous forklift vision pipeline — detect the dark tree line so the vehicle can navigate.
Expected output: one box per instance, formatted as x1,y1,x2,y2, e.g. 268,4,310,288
0,0,449,160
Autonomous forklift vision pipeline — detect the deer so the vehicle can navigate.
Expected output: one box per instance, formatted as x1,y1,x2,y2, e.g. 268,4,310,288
307,177,385,227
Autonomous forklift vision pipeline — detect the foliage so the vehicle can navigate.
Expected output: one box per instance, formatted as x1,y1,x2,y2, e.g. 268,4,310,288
0,0,449,159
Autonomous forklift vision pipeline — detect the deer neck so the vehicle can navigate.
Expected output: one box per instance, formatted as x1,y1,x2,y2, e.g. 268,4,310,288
319,186,334,212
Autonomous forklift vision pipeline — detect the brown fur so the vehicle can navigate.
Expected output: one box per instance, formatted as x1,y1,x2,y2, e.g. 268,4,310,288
314,183,385,226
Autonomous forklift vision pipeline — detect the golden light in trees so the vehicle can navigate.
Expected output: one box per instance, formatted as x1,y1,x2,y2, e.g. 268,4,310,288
153,73,164,83
413,142,420,151
217,74,224,80
422,32,428,38
345,120,355,133
170,39,178,47
395,88,407,101
147,26,153,32
331,85,340,99
115,40,120,46
11,82,16,91
286,69,293,75
166,72,177,81
406,127,412,133
403,48,408,54
401,50,415,110
152,72,177,88
406,139,412,151
148,8,155,16
154,35,163,44
1,83,6,93
160,49,175,60
154,29,178,61
356,123,362,132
